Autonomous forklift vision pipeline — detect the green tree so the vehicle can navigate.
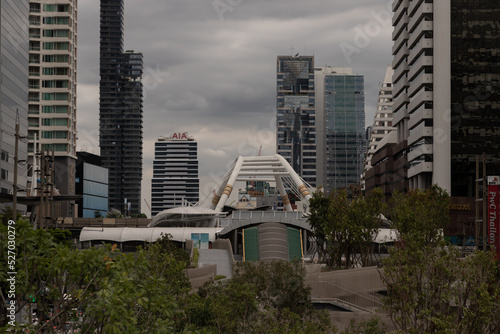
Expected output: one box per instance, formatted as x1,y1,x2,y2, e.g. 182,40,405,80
340,317,387,334
308,188,384,268
380,185,500,333
179,260,332,333
382,246,500,333
106,210,123,218
0,221,191,333
387,184,450,246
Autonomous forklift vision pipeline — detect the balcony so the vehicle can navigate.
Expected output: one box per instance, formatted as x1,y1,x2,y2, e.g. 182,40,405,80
408,104,432,128
409,18,433,36
392,92,408,114
408,90,433,113
408,161,433,178
409,3,433,23
408,55,433,77
393,30,409,56
392,108,408,126
392,0,409,13
408,144,433,162
408,73,432,97
408,125,433,145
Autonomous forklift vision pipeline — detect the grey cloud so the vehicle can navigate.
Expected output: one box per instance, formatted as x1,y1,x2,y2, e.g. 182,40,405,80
76,0,394,214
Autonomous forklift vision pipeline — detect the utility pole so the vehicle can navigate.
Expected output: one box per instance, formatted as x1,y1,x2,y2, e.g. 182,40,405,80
475,153,488,251
482,153,487,251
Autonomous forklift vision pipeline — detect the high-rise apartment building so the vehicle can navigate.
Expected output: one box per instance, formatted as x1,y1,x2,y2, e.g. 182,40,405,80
315,67,365,193
383,0,500,239
0,1,29,206
276,55,316,188
391,0,500,196
27,0,78,216
99,0,143,214
365,66,394,172
151,133,199,216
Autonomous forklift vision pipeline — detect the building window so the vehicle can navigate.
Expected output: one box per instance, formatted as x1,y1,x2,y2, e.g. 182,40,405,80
0,151,8,162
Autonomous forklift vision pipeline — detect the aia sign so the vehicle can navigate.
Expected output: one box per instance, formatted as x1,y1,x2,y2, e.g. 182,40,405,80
171,132,188,140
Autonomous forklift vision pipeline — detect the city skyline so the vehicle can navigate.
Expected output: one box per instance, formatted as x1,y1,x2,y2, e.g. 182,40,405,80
76,1,394,215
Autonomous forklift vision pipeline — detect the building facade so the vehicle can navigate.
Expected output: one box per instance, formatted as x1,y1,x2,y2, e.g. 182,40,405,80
276,55,316,188
75,152,108,218
151,133,199,216
365,66,394,172
0,1,29,208
27,0,78,216
389,0,500,240
391,0,500,195
99,0,143,214
315,67,365,193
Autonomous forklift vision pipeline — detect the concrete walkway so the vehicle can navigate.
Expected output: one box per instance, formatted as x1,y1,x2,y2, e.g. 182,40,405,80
198,249,233,279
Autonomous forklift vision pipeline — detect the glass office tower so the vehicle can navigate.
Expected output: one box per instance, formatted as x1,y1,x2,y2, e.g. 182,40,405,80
0,1,29,208
319,68,365,192
276,55,316,187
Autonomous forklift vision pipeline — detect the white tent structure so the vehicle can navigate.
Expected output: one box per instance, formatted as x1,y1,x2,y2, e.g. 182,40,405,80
198,154,315,212
149,154,315,227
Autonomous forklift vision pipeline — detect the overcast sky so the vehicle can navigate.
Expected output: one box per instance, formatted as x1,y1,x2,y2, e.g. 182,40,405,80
76,0,394,216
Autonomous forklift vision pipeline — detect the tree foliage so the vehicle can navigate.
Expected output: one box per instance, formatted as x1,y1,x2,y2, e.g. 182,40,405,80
382,246,500,333
380,185,500,333
340,316,387,334
179,260,332,333
308,188,384,269
387,184,450,246
0,221,191,333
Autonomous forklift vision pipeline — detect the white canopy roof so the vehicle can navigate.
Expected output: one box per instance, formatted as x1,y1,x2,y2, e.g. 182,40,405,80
79,227,223,243
149,206,227,227
373,228,398,244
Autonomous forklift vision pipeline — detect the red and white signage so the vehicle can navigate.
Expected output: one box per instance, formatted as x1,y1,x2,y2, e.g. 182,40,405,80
488,176,500,258
171,132,188,140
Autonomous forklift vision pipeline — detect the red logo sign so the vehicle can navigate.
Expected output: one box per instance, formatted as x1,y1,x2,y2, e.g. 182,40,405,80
171,132,188,140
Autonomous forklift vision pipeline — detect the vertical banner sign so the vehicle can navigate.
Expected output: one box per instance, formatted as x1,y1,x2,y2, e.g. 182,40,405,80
191,233,200,249
487,176,500,258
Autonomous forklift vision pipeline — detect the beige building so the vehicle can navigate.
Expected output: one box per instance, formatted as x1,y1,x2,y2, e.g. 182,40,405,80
28,0,78,215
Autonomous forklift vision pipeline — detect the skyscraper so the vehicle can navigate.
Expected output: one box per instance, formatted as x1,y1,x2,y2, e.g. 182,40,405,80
99,0,143,214
385,0,500,239
151,133,199,216
365,66,394,172
0,1,29,206
276,55,316,187
391,0,500,195
28,0,78,216
315,67,365,193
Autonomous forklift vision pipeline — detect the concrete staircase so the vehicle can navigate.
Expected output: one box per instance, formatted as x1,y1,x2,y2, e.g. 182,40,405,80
198,249,233,279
